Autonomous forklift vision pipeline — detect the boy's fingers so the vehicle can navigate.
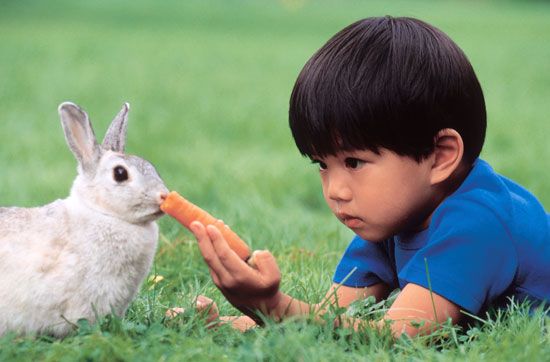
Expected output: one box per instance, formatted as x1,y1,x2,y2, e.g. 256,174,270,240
206,224,249,275
219,316,257,332
196,295,219,325
251,250,281,286
208,269,222,288
214,219,230,230
165,307,185,318
191,222,233,283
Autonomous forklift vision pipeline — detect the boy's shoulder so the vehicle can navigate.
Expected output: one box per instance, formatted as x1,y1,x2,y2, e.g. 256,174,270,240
408,159,550,313
432,158,548,243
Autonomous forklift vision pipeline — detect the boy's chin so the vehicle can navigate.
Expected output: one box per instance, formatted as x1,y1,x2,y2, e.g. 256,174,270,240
354,229,390,243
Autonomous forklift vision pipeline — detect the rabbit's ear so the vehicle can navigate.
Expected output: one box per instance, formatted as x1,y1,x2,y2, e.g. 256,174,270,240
58,102,101,174
102,102,129,153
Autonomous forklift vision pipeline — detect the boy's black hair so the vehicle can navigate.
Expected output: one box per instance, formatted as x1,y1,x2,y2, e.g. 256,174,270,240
289,16,486,164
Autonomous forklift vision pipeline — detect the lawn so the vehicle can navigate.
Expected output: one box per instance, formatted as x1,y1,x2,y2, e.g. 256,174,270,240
0,0,549,360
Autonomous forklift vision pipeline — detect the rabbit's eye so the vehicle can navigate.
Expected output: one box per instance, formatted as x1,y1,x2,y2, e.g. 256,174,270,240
113,166,129,182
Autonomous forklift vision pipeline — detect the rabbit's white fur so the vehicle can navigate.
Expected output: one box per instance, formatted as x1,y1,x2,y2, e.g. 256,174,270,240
0,102,168,337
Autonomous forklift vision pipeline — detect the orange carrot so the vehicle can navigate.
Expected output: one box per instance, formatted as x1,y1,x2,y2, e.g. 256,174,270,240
161,191,251,261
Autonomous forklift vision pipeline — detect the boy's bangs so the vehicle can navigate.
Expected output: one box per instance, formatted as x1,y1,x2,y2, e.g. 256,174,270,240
290,98,381,158
289,17,395,159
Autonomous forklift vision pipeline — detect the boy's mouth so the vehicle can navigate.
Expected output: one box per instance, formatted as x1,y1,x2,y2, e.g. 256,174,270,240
343,217,363,228
337,212,363,228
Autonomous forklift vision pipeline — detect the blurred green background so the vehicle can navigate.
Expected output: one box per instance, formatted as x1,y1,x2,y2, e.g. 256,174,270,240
0,0,549,359
1,0,549,209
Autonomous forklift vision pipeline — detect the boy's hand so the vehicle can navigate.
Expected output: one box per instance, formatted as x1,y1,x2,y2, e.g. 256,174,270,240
165,295,257,332
190,221,283,323
165,295,219,325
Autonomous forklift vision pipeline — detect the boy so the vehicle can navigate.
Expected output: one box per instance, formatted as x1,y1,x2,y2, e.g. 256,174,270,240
187,16,550,336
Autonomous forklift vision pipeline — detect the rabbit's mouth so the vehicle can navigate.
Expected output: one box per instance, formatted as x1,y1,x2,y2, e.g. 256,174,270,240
142,207,164,221
152,209,165,218
126,203,165,224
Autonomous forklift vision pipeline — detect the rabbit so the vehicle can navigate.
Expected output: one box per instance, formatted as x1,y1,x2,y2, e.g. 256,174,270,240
0,102,169,338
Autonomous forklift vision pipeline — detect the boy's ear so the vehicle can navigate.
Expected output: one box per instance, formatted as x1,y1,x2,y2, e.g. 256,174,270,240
429,128,464,185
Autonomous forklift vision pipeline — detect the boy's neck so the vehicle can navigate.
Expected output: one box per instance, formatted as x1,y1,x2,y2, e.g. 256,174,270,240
443,160,474,196
414,160,474,233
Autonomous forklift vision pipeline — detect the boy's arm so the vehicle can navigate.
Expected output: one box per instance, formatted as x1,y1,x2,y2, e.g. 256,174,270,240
323,283,390,309
190,283,388,332
265,282,390,321
271,282,461,338
337,283,462,337
191,222,461,337
190,221,389,323
197,283,390,332
383,282,462,336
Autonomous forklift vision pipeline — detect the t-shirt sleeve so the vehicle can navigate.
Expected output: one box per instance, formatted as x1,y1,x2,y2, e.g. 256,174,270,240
399,199,518,314
333,235,397,288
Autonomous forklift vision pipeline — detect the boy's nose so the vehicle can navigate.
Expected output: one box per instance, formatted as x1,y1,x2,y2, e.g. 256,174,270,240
325,175,352,202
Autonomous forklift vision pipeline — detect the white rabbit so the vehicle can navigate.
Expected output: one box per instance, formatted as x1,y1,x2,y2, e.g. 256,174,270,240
0,102,169,337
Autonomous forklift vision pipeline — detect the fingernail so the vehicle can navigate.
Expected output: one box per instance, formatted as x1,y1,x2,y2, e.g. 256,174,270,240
190,221,200,232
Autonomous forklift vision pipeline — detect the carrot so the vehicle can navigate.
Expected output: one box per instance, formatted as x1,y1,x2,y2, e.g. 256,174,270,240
161,191,251,261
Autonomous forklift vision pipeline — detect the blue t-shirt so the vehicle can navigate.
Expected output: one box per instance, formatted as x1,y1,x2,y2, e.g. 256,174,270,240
333,159,550,314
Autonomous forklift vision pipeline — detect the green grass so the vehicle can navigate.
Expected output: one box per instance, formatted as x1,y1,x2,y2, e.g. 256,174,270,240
1,0,549,360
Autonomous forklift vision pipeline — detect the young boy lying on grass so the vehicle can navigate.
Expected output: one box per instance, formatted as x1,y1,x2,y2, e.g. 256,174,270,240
178,16,550,337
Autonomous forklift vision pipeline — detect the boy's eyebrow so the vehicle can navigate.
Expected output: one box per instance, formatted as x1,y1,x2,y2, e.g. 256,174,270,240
347,149,379,156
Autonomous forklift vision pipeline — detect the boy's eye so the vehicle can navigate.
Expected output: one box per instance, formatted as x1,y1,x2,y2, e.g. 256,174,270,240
311,159,327,170
344,158,365,169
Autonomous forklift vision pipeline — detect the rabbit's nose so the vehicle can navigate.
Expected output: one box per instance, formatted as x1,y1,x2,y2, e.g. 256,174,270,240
157,191,169,205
